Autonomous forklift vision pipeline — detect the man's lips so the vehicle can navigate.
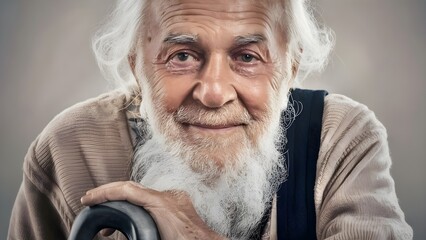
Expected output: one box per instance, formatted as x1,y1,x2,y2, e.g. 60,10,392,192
182,122,245,133
189,123,242,129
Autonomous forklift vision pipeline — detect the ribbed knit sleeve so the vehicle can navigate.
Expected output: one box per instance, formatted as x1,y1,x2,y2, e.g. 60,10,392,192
8,91,134,239
314,94,413,239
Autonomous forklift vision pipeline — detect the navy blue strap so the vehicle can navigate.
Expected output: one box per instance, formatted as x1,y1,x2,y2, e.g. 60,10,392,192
276,88,327,240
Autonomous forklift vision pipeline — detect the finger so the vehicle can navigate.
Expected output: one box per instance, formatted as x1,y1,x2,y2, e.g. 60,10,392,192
81,184,127,205
81,181,143,205
163,190,190,204
100,228,115,236
85,181,141,195
81,181,158,207
118,182,164,208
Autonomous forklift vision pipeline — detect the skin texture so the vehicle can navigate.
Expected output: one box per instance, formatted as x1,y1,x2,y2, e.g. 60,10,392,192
141,0,287,120
135,0,292,169
81,0,292,239
81,181,225,239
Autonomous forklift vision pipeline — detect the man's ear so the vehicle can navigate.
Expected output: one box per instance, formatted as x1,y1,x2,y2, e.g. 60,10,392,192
285,57,299,89
128,53,143,102
129,53,143,86
291,47,302,78
291,60,299,79
128,54,137,77
288,47,302,87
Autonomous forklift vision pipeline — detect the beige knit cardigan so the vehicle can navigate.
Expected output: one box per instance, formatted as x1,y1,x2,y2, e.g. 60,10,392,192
8,90,413,239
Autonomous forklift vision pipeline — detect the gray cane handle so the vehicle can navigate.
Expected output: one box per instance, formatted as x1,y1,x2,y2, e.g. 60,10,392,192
68,201,160,240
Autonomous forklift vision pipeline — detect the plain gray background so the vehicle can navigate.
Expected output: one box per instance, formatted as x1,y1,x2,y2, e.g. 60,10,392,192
1,0,425,238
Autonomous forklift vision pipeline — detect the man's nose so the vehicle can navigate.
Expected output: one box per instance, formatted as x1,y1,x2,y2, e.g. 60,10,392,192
192,53,237,108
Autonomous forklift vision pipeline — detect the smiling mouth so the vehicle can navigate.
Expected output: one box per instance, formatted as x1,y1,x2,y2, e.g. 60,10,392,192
183,123,245,133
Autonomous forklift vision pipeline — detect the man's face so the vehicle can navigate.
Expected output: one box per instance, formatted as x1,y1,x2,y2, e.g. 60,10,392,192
136,0,291,172
132,1,291,236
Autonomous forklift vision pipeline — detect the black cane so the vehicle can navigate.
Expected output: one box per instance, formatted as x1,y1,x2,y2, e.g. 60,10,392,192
68,200,160,240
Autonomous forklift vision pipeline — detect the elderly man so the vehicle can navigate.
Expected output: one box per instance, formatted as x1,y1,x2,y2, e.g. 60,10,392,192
8,0,412,239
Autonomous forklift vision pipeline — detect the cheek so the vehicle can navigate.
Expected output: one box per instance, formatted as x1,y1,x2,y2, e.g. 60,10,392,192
142,41,197,113
149,72,197,113
234,73,277,121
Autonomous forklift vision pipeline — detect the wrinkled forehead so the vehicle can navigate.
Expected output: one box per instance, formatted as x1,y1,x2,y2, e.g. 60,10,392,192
144,0,286,42
149,0,275,18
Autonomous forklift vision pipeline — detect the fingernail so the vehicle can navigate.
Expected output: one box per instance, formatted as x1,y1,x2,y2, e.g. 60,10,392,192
81,194,91,204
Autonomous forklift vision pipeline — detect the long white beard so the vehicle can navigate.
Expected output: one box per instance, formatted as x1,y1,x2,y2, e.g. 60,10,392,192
131,81,287,239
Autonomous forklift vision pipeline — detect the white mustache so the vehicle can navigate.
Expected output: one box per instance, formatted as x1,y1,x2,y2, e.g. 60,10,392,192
174,102,253,127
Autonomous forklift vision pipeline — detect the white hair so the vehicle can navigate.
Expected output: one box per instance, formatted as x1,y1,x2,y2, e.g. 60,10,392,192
92,0,334,95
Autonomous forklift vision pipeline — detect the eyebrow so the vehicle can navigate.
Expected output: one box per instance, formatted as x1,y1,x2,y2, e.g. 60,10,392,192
163,33,199,44
234,34,266,46
163,33,266,45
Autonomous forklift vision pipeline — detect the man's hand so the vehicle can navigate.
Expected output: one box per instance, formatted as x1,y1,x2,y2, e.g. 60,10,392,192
80,181,225,240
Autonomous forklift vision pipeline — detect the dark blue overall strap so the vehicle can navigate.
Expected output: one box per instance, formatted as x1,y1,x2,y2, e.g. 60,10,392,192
276,88,328,240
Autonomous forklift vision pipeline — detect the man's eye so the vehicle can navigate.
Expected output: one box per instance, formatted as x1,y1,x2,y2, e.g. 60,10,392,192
236,53,257,63
166,51,201,71
171,52,197,62
177,52,189,61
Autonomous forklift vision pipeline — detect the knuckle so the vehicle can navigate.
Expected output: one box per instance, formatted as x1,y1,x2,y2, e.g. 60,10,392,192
122,182,133,194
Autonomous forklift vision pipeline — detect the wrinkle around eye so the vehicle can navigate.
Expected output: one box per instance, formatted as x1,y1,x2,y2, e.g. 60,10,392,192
232,51,263,68
230,54,273,79
166,51,202,73
235,54,259,63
